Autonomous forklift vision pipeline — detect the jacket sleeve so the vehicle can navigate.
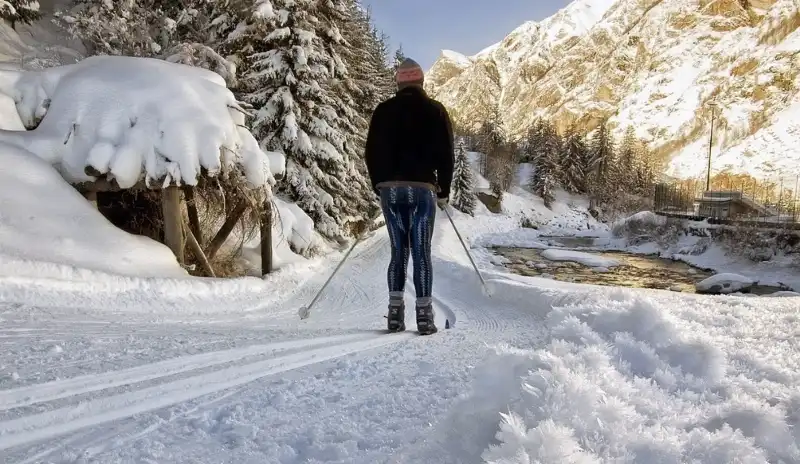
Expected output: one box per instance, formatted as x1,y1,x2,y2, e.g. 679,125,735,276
435,103,455,199
364,103,386,196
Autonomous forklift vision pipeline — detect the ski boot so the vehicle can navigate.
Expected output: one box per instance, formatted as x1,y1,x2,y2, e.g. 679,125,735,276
387,303,406,332
415,303,438,335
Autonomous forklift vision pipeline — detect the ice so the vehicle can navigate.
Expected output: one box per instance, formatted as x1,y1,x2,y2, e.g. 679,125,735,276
0,55,283,190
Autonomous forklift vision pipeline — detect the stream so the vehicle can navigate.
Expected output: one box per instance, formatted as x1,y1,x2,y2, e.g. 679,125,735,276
493,238,789,295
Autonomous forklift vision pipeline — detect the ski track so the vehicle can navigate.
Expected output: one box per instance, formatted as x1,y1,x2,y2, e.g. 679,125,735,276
0,333,382,411
0,331,417,451
0,225,538,459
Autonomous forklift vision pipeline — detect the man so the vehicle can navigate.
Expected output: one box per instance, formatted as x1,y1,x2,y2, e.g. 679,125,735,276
364,58,454,335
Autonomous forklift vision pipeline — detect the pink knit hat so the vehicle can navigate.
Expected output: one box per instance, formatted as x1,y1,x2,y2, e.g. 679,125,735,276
396,58,424,88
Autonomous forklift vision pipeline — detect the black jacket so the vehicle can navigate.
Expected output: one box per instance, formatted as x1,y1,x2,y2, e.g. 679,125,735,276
364,86,454,199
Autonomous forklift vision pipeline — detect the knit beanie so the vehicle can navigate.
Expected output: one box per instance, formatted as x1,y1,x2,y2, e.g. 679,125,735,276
396,58,424,89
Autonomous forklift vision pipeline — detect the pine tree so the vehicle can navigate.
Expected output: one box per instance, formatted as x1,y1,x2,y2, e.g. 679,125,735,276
529,124,560,207
559,125,590,194
393,44,406,70
617,126,640,191
451,138,476,215
1,0,40,28
239,0,373,241
57,0,237,85
587,119,615,197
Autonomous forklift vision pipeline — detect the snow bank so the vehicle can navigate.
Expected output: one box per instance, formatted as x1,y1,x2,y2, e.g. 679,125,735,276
696,273,756,294
452,289,800,463
0,55,285,189
0,142,185,279
541,249,620,268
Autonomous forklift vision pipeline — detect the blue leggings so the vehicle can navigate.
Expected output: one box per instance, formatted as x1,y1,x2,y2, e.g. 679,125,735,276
380,186,436,302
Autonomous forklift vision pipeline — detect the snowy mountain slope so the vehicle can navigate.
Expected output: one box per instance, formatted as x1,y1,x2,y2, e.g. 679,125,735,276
428,0,800,180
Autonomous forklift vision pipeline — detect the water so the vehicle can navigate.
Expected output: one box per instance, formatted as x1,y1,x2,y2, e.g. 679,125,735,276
495,247,712,293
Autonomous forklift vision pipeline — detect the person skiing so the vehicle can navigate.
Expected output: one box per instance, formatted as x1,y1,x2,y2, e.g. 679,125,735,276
364,58,454,335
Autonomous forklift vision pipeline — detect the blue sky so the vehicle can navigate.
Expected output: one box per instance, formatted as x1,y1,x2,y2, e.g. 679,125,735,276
362,1,569,70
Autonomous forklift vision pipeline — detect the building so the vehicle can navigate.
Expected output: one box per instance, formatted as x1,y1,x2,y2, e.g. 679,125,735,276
696,191,774,219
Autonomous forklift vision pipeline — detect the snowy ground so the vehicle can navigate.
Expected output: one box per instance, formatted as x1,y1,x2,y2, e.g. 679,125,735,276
2,177,799,462
0,46,797,462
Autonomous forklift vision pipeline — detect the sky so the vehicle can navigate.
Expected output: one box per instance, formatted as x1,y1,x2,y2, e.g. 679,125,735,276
362,0,570,70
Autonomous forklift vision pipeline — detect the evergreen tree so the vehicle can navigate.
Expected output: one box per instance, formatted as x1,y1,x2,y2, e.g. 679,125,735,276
587,118,615,196
451,138,476,215
240,0,373,241
58,0,236,85
617,126,640,190
1,0,40,28
393,44,406,70
529,124,560,207
559,125,590,194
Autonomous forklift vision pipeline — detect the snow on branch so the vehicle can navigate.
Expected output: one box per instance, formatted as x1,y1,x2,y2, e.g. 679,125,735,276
0,55,286,190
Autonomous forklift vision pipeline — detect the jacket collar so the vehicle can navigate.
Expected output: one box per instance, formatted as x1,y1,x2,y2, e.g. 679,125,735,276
397,85,427,97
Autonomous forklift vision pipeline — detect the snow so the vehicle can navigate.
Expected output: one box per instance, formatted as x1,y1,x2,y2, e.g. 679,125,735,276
0,55,283,189
696,273,756,294
1,181,799,462
0,74,798,464
440,49,472,67
0,142,185,279
541,248,620,268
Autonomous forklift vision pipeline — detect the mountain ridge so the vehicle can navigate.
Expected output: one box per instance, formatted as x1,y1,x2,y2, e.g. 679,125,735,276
427,0,800,182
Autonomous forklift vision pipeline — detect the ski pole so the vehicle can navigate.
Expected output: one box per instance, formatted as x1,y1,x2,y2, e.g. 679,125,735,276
298,215,378,320
442,206,492,297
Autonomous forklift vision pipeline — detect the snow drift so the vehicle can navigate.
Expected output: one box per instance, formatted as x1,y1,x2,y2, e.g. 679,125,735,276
0,55,285,189
0,142,185,278
432,288,800,463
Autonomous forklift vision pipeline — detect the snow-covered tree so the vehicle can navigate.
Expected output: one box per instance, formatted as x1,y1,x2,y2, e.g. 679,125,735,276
587,120,614,180
393,44,406,70
1,0,40,28
451,138,476,215
239,0,373,241
617,126,641,189
57,0,237,85
559,125,590,194
529,125,560,207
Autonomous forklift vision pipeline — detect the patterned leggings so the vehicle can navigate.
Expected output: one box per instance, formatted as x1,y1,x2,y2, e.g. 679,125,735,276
379,186,436,303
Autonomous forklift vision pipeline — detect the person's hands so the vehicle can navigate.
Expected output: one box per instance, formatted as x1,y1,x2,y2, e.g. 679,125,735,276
437,198,449,210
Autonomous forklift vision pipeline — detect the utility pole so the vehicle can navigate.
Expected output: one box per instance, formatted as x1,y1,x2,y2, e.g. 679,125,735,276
706,106,715,192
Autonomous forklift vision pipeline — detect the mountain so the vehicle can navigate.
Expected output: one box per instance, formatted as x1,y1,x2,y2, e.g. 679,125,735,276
427,0,800,181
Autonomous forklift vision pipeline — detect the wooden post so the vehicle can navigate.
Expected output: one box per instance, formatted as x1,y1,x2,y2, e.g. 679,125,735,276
162,186,185,264
260,200,273,275
183,219,216,277
206,201,249,261
183,186,203,246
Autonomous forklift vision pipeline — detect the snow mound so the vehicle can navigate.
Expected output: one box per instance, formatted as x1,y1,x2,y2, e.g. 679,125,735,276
444,289,800,463
696,273,756,295
541,249,619,268
0,142,184,279
0,55,285,189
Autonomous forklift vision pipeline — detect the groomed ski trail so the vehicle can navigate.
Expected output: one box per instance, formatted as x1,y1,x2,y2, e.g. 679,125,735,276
0,214,537,461
0,331,417,451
